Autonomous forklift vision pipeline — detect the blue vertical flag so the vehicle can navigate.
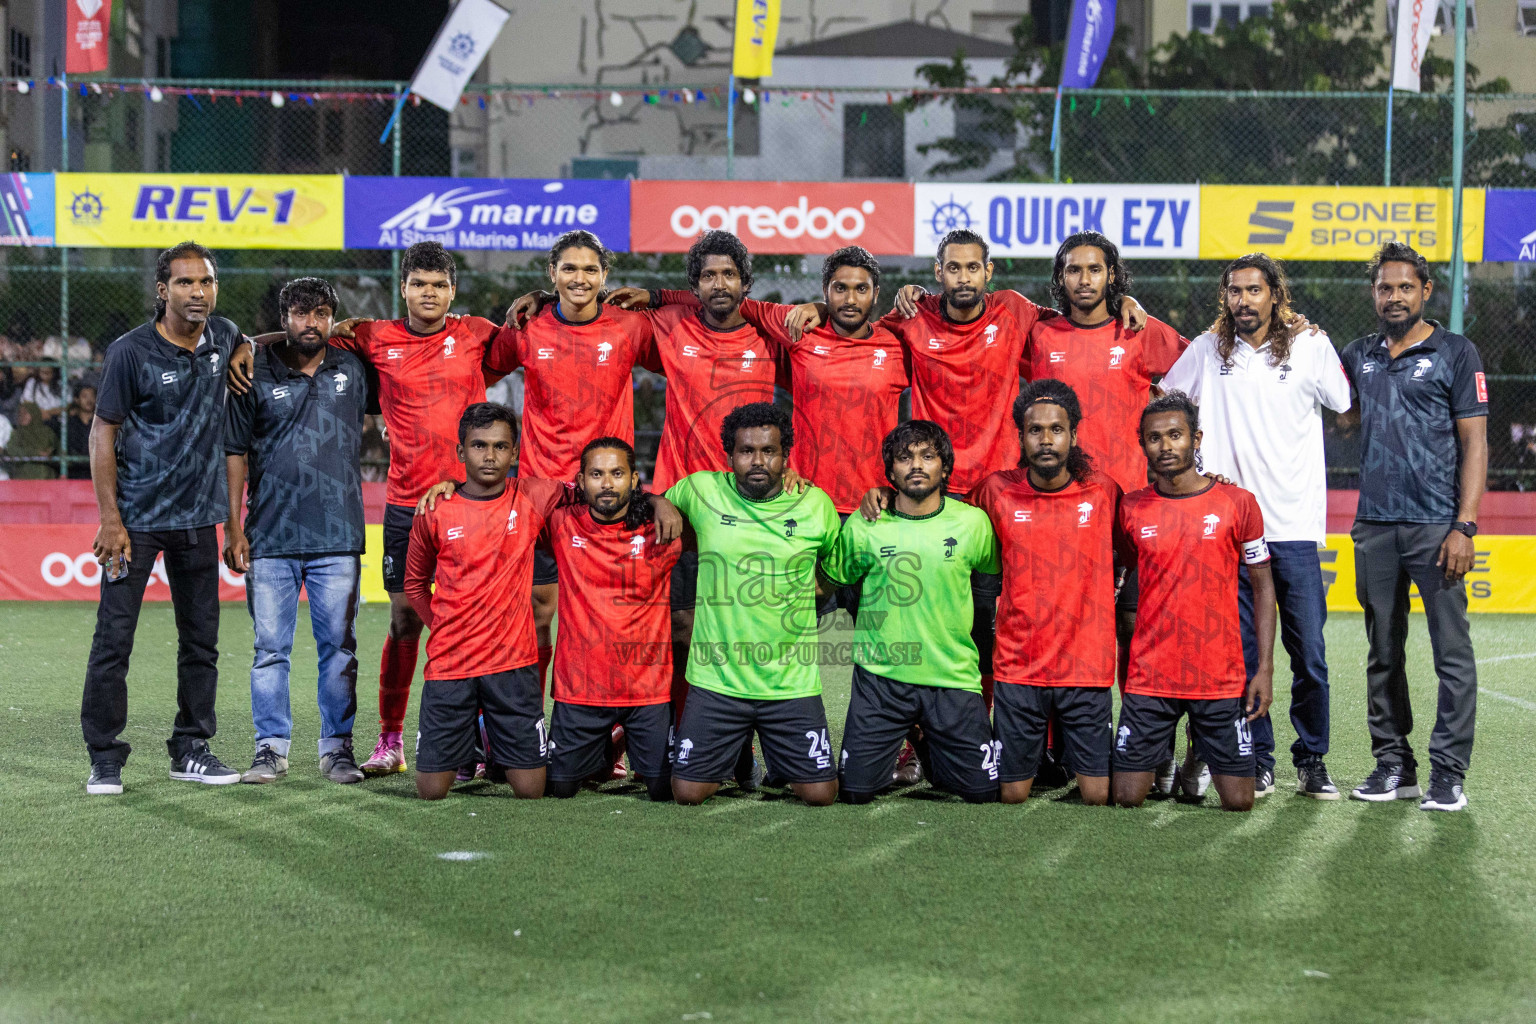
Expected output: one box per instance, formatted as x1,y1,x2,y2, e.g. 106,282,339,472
1061,0,1119,89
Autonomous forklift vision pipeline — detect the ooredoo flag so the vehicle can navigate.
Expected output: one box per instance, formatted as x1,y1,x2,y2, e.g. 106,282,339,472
408,0,510,111
66,0,112,74
732,0,781,78
1392,0,1436,93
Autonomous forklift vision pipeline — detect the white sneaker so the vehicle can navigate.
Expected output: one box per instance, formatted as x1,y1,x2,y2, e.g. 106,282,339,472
1151,758,1178,798
1175,757,1211,801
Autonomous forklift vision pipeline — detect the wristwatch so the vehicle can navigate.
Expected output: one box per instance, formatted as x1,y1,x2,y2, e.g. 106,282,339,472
1452,521,1478,538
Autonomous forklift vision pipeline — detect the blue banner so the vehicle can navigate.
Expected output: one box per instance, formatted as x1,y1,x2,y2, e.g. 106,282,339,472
343,177,631,252
1482,190,1536,261
0,173,54,246
1060,0,1118,89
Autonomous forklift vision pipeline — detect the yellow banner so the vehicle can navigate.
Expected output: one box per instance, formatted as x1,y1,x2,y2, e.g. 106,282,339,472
55,174,344,249
1323,534,1536,613
733,0,781,78
1200,186,1484,262
361,523,388,605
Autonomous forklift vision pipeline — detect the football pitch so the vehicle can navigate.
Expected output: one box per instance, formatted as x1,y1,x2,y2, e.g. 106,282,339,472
3,603,1534,1024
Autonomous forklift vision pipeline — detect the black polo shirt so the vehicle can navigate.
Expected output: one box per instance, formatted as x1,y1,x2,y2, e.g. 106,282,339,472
225,343,368,558
1339,321,1488,524
95,317,243,531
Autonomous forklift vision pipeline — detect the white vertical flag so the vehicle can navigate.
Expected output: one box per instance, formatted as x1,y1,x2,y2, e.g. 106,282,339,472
1392,0,1437,93
409,0,511,111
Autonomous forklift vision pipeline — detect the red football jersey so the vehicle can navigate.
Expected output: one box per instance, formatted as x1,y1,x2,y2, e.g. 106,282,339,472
403,478,568,681
733,298,910,513
881,290,1053,493
970,468,1121,688
331,316,505,506
1115,481,1270,700
1024,316,1188,495
645,291,782,493
543,504,682,706
483,305,654,480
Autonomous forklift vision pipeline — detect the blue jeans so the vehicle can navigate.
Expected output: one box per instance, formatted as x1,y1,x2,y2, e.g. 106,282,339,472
247,554,361,757
1239,541,1330,774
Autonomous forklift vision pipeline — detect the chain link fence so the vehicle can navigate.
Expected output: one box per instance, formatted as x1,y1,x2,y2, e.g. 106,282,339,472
1,79,1533,486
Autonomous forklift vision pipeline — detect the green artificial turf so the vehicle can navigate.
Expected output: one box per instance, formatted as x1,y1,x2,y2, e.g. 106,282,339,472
2,602,1534,1024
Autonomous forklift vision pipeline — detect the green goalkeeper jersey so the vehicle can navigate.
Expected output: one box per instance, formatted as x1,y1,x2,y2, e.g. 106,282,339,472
824,496,1001,692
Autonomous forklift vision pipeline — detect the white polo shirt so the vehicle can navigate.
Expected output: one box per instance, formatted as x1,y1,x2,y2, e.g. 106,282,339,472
1160,328,1352,543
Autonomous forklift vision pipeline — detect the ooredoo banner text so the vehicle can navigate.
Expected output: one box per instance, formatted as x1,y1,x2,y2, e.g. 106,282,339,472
629,181,915,255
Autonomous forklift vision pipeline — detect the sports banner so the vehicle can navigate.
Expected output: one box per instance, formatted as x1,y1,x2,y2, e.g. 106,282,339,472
66,0,112,74
1060,0,1118,89
732,0,781,78
914,183,1198,258
1321,535,1536,613
630,181,914,255
0,524,391,604
1392,0,1436,93
1481,189,1536,261
1199,185,1484,262
407,0,510,112
55,173,345,249
0,173,55,246
345,177,630,252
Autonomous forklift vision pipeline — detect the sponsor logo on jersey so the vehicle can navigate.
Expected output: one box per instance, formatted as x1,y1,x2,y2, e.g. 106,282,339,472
983,324,999,348
1013,509,1033,523
1203,513,1220,538
783,518,798,538
676,738,693,764
571,534,587,548
629,535,646,559
1077,501,1094,526
682,344,700,357
1109,345,1125,368
1361,360,1376,374
506,509,519,533
1476,371,1488,402
386,347,403,360
1413,357,1433,379
927,338,942,350
813,344,830,356
334,372,348,393
943,536,958,559
1277,362,1292,382
1140,525,1157,538
872,348,887,368
536,347,555,360
741,348,757,372
1049,351,1065,363
597,341,613,364
272,385,291,400
720,513,738,526
160,371,179,385
442,336,456,358
446,526,464,540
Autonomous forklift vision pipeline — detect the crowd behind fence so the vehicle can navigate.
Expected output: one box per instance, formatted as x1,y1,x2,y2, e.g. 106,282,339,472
2,79,1534,487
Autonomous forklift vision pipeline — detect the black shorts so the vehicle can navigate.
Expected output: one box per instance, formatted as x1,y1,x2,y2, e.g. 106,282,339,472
533,546,559,587
672,685,836,785
992,682,1113,781
1114,693,1254,777
415,666,548,774
839,665,999,799
549,701,672,782
382,504,415,593
670,550,699,612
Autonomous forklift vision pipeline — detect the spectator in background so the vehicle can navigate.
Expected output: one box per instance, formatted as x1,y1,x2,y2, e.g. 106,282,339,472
4,402,57,479
21,364,64,424
68,336,94,381
0,405,11,478
66,385,97,479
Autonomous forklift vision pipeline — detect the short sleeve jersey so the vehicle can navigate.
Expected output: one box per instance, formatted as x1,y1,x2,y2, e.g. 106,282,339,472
1339,322,1488,524
880,290,1046,493
644,293,781,493
664,472,840,700
1116,482,1270,700
224,343,368,558
403,478,568,681
544,504,682,706
330,316,503,507
970,468,1121,688
484,305,654,480
733,296,911,513
824,498,1000,692
95,317,243,531
1160,329,1351,543
1023,315,1188,495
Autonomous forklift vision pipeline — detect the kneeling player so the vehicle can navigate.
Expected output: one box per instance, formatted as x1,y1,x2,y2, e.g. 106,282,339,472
544,438,682,801
665,402,842,806
404,404,570,800
970,381,1120,805
1112,392,1275,812
826,421,1001,804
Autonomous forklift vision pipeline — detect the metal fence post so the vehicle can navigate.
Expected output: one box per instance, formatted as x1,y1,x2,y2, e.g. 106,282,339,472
58,248,69,478
391,83,403,319
1449,0,1468,333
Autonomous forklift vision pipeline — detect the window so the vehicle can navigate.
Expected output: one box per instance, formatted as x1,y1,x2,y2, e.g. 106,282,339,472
1433,0,1477,31
9,149,31,172
970,12,1023,43
8,28,31,78
1521,0,1536,34
1188,0,1271,30
844,104,904,179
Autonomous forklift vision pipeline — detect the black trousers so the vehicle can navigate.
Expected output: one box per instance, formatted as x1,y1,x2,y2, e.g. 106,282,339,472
81,526,222,765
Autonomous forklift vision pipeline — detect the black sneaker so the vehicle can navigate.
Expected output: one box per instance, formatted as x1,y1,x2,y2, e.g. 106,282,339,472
169,743,241,785
1254,767,1276,798
1419,769,1468,812
1295,756,1340,800
87,760,124,795
1350,761,1420,802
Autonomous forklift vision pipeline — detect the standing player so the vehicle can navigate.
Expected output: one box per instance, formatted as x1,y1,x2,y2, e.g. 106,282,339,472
403,404,566,800
484,230,658,708
970,381,1120,805
83,241,244,793
544,437,682,802
665,402,842,806
223,277,367,785
1112,392,1276,812
1161,254,1351,799
227,241,510,778
825,421,1001,804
